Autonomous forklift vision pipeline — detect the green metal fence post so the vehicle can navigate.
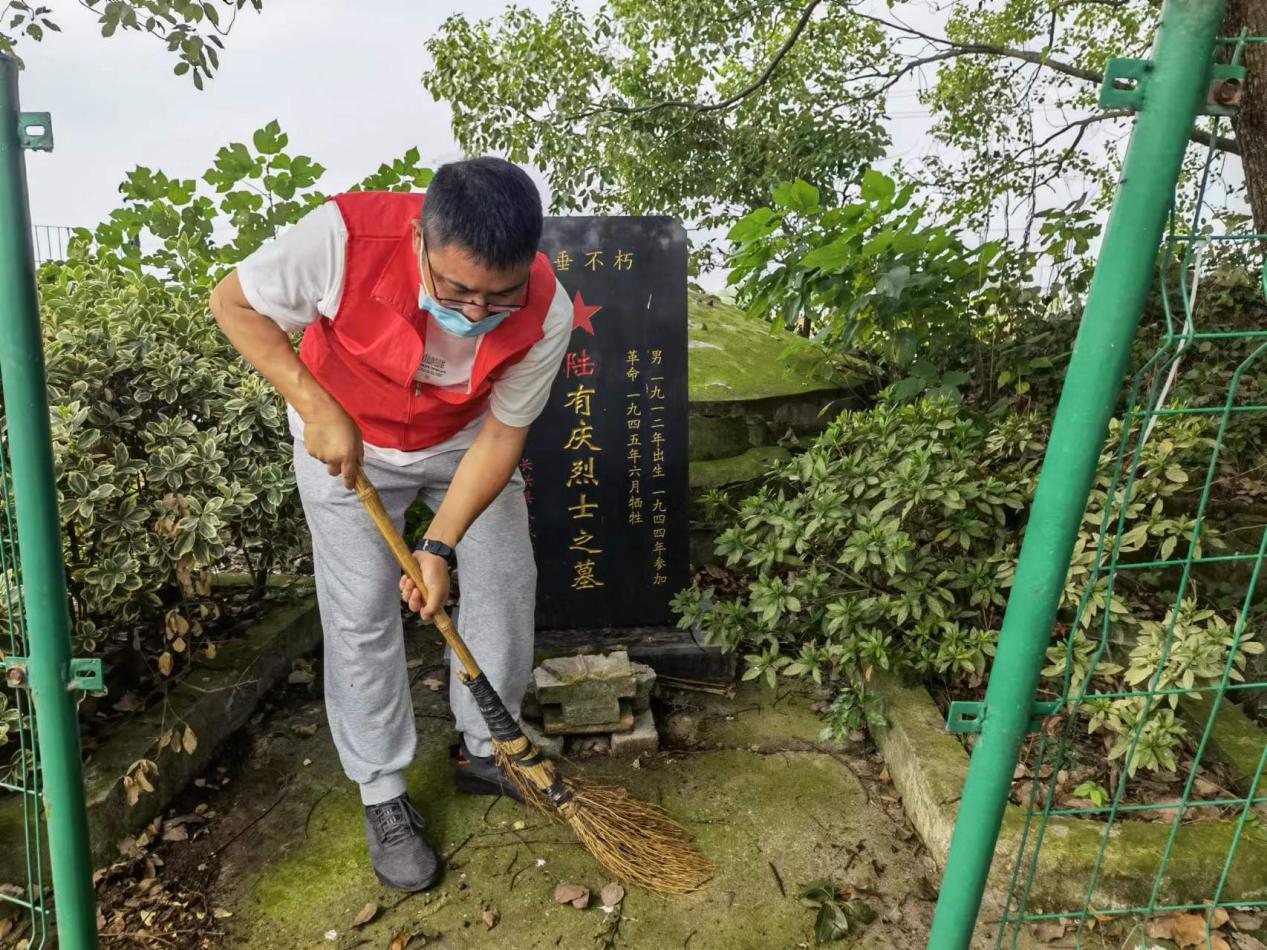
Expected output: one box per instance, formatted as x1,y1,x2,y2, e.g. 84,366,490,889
0,52,99,948
926,2,1228,946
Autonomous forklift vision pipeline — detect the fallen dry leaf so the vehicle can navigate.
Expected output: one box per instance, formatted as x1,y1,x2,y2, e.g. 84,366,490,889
158,652,173,677
113,692,143,713
182,726,198,755
878,768,891,784
389,932,411,950
161,825,188,843
288,669,316,686
1232,911,1265,932
554,882,589,909
212,908,232,919
1031,921,1065,941
482,908,499,930
352,901,378,927
422,677,445,691
1148,912,1231,949
204,642,218,660
600,883,625,908
290,723,319,738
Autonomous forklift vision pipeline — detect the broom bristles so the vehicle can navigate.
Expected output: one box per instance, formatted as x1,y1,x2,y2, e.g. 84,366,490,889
493,738,712,895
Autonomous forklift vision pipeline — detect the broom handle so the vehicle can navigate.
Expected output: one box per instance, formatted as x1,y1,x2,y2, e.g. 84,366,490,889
353,471,483,679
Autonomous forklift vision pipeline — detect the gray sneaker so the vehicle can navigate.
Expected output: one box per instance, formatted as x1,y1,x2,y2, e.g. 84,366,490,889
363,794,441,892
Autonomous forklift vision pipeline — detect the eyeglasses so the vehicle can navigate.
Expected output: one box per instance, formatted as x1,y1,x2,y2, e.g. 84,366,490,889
419,232,531,317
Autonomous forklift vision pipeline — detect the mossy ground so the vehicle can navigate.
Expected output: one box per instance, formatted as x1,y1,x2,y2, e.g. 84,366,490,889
177,629,960,949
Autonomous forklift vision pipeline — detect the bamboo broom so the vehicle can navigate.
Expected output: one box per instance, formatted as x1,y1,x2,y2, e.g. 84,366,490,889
354,472,711,894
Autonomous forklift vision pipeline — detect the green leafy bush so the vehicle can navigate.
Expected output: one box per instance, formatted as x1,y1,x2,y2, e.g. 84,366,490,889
724,171,1098,410
34,254,301,668
674,399,1257,774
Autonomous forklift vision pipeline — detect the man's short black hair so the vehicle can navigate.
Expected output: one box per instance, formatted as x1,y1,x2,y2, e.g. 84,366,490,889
421,157,543,271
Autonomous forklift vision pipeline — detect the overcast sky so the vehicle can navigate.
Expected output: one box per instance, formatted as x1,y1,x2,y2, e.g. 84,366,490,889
17,0,600,230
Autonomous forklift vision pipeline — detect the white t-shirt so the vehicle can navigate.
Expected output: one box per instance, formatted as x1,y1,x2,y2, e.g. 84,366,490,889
236,201,573,465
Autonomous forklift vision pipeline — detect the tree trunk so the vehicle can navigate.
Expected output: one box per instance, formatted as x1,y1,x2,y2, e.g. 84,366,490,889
1225,0,1267,233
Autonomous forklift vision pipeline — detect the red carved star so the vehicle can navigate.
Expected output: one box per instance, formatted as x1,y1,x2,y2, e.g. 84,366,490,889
571,291,603,336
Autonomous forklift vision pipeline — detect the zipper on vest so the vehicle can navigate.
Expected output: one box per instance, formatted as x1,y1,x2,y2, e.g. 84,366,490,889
404,380,421,443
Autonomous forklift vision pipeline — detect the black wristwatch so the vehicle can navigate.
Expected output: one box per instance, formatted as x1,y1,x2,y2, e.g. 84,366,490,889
417,537,457,568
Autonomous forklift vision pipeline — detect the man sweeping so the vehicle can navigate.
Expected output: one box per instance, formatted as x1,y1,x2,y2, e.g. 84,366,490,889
210,158,572,892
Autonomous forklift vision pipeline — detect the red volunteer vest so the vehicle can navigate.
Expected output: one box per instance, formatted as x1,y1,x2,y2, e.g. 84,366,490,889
299,191,558,451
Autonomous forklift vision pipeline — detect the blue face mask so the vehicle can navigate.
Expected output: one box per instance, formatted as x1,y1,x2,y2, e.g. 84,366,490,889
419,288,511,338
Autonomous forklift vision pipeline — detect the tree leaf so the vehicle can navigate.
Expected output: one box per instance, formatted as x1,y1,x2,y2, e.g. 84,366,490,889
352,902,378,927
800,237,853,272
814,900,851,942
772,179,820,214
860,168,896,204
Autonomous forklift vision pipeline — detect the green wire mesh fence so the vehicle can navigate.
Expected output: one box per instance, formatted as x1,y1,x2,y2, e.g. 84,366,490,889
996,35,1267,950
0,435,51,946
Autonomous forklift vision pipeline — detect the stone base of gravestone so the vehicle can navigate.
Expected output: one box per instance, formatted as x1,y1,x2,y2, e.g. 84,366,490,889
521,651,661,756
531,651,653,731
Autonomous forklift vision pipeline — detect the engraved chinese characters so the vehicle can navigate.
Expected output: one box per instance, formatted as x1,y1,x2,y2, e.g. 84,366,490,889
522,217,688,630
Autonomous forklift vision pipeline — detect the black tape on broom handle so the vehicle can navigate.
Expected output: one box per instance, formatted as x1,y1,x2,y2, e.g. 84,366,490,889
464,672,574,809
463,673,524,744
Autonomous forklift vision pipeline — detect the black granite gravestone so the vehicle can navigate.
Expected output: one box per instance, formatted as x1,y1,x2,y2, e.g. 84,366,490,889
522,217,690,631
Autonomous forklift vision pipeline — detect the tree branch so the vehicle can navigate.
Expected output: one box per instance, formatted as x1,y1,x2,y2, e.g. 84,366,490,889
852,12,1241,156
558,0,823,122
557,2,1242,159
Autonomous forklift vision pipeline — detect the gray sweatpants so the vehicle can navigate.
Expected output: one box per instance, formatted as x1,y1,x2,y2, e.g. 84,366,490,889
293,440,536,805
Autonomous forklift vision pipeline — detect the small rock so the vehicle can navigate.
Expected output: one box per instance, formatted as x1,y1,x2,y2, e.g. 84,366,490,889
302,758,313,767
290,723,318,738
600,883,625,908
